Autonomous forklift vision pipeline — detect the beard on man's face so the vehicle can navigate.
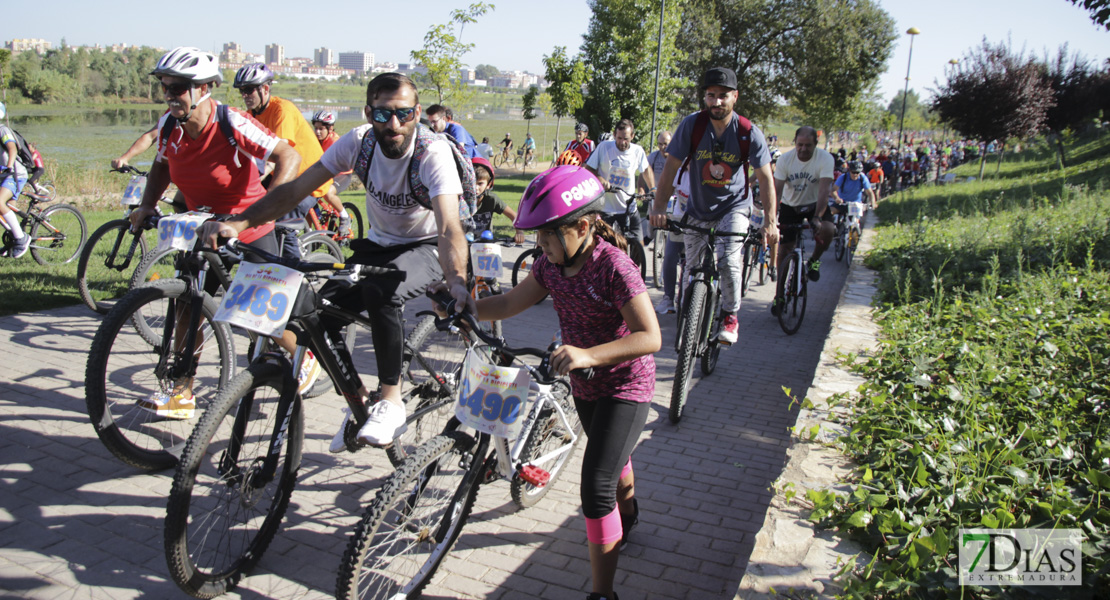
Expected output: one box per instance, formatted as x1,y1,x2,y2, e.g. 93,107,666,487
374,123,415,159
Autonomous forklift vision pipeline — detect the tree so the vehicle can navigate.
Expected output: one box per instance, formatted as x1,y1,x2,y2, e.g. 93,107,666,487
578,0,688,137
474,64,500,81
1039,46,1108,167
931,39,1055,178
885,89,936,133
1065,0,1110,30
521,85,539,135
543,46,589,145
410,2,495,105
677,0,895,124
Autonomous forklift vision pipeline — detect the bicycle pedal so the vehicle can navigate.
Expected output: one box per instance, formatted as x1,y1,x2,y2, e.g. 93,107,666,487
519,465,551,487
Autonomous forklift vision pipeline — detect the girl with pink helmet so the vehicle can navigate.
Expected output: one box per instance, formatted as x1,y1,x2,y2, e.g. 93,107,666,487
473,165,661,600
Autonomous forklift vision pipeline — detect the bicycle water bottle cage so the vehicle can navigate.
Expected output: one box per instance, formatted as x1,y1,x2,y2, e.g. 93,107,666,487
519,464,551,488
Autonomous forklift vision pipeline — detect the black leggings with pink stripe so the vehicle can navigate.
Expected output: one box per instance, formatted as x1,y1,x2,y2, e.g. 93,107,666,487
574,396,650,545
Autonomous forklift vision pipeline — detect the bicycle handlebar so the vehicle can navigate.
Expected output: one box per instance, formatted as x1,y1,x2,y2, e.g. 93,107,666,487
664,218,748,238
423,288,592,383
111,166,149,178
222,238,406,281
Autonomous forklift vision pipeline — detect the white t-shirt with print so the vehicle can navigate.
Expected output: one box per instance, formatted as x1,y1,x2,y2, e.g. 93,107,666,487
321,124,463,246
774,148,835,207
586,140,650,214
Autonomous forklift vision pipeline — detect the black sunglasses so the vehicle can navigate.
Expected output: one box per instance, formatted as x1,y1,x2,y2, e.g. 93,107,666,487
239,85,260,95
370,106,417,124
161,82,194,96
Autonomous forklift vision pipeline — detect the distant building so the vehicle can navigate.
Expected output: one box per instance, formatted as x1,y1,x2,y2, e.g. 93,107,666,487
221,42,256,64
265,43,285,66
5,38,52,55
338,52,375,73
397,63,428,76
314,47,335,68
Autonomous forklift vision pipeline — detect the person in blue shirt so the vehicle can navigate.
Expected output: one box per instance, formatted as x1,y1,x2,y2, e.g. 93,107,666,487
832,161,875,207
425,104,478,158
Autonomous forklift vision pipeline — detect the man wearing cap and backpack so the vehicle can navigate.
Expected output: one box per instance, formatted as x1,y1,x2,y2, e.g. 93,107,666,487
649,67,779,344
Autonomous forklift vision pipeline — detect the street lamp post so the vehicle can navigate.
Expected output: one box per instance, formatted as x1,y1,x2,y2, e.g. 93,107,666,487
896,27,921,154
942,59,958,141
649,0,666,149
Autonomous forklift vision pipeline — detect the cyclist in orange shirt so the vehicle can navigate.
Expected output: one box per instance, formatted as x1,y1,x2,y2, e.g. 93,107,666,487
235,63,340,249
866,160,884,206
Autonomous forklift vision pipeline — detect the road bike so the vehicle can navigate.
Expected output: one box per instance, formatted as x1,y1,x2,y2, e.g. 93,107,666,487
665,218,746,424
335,300,586,600
162,241,480,598
1,173,86,264
773,223,810,336
76,166,178,314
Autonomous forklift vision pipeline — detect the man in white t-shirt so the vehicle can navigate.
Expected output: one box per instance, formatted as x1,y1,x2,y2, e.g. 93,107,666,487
199,73,470,449
771,126,835,312
586,119,655,242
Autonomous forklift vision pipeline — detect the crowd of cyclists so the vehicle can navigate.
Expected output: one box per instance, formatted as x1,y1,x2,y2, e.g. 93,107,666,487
0,44,988,600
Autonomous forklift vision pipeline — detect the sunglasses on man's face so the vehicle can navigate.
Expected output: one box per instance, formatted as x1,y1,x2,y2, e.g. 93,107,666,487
161,82,194,97
239,85,260,96
370,106,417,124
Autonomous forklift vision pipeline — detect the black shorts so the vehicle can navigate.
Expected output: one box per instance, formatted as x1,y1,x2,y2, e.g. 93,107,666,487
778,203,833,245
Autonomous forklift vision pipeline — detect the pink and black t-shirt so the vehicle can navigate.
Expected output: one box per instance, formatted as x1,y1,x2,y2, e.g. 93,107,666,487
531,238,655,403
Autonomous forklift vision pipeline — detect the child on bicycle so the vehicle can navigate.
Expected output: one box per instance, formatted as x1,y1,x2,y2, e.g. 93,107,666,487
466,165,661,600
471,157,524,244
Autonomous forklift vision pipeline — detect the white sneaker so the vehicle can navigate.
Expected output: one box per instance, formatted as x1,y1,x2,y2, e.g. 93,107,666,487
654,295,676,314
297,350,321,395
357,400,408,446
11,236,30,259
329,407,352,453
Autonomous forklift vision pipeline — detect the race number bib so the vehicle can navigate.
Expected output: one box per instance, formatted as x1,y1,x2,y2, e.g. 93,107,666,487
471,243,503,279
750,206,764,228
156,212,213,252
848,202,865,219
122,175,146,206
456,349,531,439
213,263,304,337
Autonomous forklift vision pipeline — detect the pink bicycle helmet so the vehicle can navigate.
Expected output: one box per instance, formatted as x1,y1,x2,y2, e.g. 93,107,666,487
515,166,604,231
471,157,495,186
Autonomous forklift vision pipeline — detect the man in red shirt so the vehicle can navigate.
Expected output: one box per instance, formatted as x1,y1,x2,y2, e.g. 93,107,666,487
564,122,596,164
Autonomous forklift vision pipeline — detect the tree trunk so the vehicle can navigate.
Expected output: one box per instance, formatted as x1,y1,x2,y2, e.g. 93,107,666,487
1053,133,1068,170
978,149,987,180
994,142,1005,177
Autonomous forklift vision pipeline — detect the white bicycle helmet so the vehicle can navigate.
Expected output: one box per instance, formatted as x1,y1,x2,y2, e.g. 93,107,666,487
234,63,275,88
151,47,222,86
311,110,337,125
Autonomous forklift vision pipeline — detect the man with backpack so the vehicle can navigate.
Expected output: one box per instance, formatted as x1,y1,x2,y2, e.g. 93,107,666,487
649,67,778,344
198,72,476,450
0,102,33,258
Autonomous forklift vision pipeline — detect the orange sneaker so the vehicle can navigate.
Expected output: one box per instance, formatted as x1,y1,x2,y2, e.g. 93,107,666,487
137,390,196,420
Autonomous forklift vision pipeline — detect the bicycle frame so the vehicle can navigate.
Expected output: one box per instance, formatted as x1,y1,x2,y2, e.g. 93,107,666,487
668,219,746,353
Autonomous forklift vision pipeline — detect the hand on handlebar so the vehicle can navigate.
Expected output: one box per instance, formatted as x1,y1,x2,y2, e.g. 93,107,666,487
427,281,477,318
196,219,245,250
128,205,159,234
549,344,593,377
111,158,130,170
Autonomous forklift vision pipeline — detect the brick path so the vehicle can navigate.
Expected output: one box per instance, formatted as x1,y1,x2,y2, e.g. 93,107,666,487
0,238,852,599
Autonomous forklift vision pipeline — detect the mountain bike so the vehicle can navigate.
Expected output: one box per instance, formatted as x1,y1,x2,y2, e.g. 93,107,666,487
740,206,768,297
650,225,666,289
76,166,178,314
163,241,480,598
600,191,651,281
2,173,86,264
845,201,864,263
335,300,587,600
665,218,747,424
307,198,365,246
773,223,810,336
832,205,847,262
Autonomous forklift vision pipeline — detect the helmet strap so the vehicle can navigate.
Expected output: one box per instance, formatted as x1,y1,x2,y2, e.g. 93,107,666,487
554,218,594,273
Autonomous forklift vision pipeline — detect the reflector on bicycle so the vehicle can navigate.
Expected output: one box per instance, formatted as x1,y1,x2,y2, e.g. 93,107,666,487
456,347,531,438
471,242,503,279
156,212,213,252
213,262,304,336
122,175,146,206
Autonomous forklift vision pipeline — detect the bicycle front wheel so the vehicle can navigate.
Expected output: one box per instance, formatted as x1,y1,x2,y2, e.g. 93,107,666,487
510,381,583,509
85,279,233,470
30,203,87,265
778,253,807,335
511,247,547,304
740,241,756,297
651,228,666,289
670,280,706,424
131,246,179,289
834,226,846,261
628,239,647,282
77,219,150,314
165,361,302,598
337,431,480,600
700,289,722,376
387,315,478,466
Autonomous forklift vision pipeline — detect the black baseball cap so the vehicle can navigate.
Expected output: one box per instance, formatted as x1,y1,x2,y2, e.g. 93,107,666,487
702,67,737,90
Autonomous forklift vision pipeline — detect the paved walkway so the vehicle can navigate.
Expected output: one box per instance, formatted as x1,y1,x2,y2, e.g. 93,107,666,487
0,233,858,599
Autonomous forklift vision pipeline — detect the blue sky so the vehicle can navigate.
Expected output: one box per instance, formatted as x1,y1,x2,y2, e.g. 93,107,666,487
6,0,1107,105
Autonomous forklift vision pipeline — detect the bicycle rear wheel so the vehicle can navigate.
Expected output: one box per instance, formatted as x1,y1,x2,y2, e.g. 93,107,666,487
300,231,344,261
777,253,807,335
628,239,647,282
670,280,706,424
165,361,302,598
386,316,479,466
511,247,547,304
85,279,233,470
337,431,481,600
834,224,846,261
740,241,756,297
30,203,87,265
77,219,150,314
342,202,365,241
651,228,666,289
